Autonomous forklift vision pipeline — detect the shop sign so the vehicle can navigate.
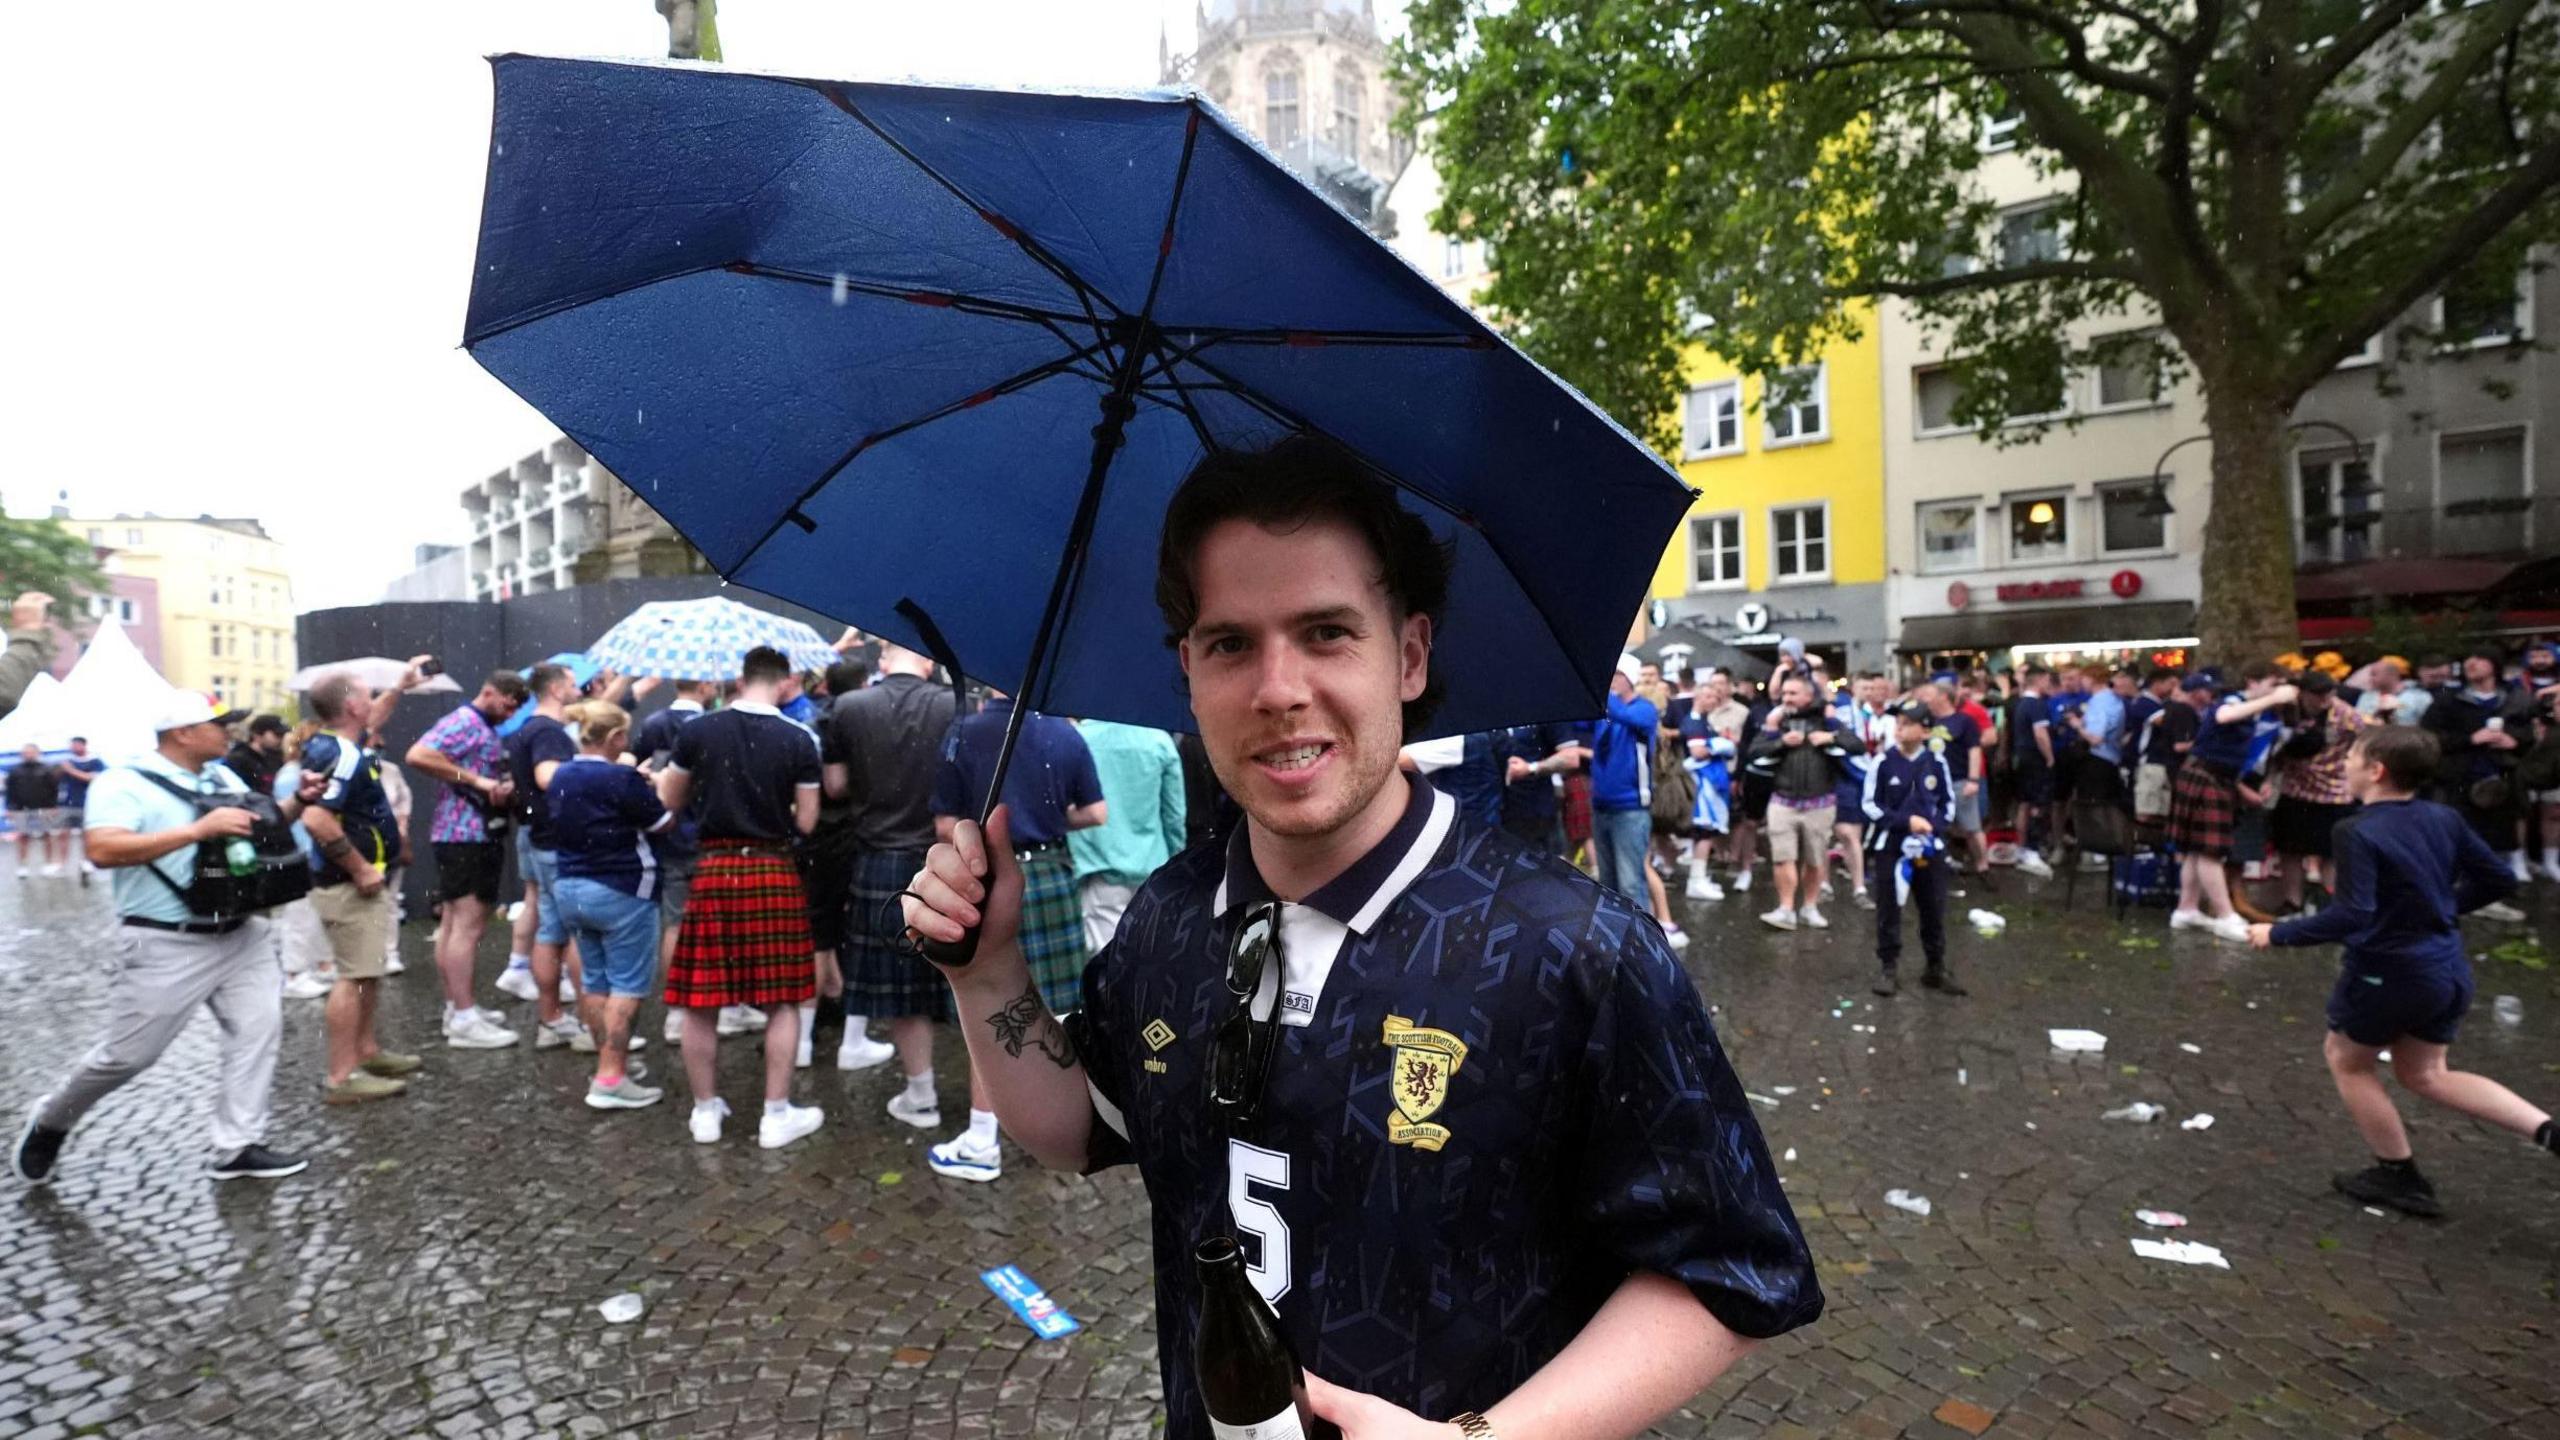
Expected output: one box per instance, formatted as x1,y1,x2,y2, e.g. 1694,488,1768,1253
1994,578,2086,602
1947,581,1971,610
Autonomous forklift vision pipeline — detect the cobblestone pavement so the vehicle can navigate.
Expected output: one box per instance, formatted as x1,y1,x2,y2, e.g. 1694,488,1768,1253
3,861,2555,1440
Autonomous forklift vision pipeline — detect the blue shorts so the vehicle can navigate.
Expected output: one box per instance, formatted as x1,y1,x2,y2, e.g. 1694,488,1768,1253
1833,777,1867,821
516,843,568,946
2326,963,2473,1047
551,876,659,999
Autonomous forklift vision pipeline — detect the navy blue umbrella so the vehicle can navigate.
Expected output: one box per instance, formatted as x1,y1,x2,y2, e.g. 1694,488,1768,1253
464,55,1691,888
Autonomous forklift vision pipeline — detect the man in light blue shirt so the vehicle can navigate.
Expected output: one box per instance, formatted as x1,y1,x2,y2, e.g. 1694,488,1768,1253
14,692,321,1189
2074,666,2139,811
1069,719,1188,954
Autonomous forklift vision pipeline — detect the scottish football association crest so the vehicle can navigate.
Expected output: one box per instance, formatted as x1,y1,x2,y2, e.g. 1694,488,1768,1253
1381,1015,1469,1151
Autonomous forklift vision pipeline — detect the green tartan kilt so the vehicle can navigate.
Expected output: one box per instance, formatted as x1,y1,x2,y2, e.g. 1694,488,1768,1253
1016,845,1089,1016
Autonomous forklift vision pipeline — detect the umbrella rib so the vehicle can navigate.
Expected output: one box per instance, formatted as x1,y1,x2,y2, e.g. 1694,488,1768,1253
813,83,1124,324
724,262,1099,329
467,261,734,346
731,333,1124,566
1164,327,1489,353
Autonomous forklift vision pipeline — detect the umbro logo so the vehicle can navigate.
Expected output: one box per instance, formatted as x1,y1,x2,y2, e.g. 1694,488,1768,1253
1141,1018,1177,1052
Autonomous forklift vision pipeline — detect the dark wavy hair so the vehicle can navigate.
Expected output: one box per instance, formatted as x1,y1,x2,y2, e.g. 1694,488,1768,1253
1155,436,1454,738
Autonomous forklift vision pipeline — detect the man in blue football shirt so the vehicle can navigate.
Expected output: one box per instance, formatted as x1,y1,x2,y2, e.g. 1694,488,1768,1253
904,437,1819,1439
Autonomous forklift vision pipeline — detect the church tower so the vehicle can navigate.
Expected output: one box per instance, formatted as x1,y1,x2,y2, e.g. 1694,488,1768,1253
1162,0,1408,235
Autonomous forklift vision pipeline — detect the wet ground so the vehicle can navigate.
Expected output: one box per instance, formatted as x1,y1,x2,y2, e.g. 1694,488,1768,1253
2,860,2555,1439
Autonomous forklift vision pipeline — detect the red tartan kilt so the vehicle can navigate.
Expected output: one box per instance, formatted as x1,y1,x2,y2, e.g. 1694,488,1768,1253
2166,762,2239,859
1561,772,1593,846
667,844,816,1009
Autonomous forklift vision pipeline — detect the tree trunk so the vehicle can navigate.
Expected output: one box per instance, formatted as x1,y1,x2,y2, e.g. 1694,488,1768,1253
2193,382,2301,669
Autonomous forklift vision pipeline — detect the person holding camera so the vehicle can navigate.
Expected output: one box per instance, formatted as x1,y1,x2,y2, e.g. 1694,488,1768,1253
13,691,325,1187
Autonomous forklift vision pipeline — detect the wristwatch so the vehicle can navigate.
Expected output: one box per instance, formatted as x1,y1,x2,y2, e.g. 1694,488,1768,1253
1450,1413,1497,1440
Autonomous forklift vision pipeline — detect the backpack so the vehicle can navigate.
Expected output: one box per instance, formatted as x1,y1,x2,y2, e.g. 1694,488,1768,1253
135,770,312,920
1650,738,1697,833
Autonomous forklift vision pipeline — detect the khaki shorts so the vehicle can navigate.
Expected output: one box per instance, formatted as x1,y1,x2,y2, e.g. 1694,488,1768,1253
2133,763,2173,821
1766,799,1835,864
309,883,396,981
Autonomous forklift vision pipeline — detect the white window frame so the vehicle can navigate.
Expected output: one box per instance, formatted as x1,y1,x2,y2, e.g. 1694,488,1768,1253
2292,441,2386,566
2431,264,2532,349
1913,361,2068,435
1683,380,1744,460
1442,236,1464,278
1979,99,2023,152
2088,328,2170,413
1913,364,1968,437
2432,425,2534,555
1689,512,1745,592
2094,479,2175,558
2001,489,2073,566
1994,201,2067,269
1263,65,1302,150
2335,328,2385,369
1760,364,1830,450
1769,502,1832,585
1916,498,1983,575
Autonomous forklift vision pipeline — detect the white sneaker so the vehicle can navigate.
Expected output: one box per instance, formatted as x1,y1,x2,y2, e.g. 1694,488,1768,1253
442,1008,519,1050
506,900,525,923
886,1090,942,1130
1733,869,1752,892
838,1034,895,1071
795,1028,814,1070
2169,908,2208,932
535,1016,593,1052
1759,907,1798,932
664,1012,687,1044
584,1077,664,1110
2507,852,2532,884
494,966,540,1003
1684,870,1723,902
2540,858,2560,885
688,1098,731,1145
927,1131,1002,1182
2477,900,2527,923
41,863,61,878
2209,913,2252,944
1798,905,1830,930
2017,853,2055,880
384,954,406,975
716,1005,768,1036
758,1103,824,1151
558,978,578,1004
13,867,25,878
1662,922,1689,951
281,973,332,1000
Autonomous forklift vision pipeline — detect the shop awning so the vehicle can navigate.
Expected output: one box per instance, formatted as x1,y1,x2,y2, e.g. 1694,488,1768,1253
1898,601,2197,654
2294,558,2518,604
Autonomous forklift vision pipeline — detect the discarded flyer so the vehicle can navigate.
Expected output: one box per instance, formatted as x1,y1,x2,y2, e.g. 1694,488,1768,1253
2180,1113,2215,1131
2134,1210,2188,1228
2048,1029,2108,1053
2130,1238,2228,1269
1884,1188,1933,1217
981,1265,1082,1341
2178,1043,2202,1055
598,1293,645,1324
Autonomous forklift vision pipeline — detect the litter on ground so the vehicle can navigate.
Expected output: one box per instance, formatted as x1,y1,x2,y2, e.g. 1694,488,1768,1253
2049,1029,2108,1053
2135,1210,2188,1228
2131,1238,2229,1269
1885,1188,1933,1217
2180,1113,2215,1131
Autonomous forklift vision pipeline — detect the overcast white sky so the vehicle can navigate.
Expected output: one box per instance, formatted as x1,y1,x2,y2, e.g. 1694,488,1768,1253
2,0,1226,611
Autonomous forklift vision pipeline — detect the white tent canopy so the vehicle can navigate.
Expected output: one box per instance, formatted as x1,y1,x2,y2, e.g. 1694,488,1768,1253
0,620,175,762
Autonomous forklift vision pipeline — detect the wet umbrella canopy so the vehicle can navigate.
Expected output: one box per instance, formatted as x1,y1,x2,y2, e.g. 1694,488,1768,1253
462,56,1692,746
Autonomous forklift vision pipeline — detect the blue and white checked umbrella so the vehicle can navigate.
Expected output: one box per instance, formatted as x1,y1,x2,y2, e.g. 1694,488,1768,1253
587,597,837,682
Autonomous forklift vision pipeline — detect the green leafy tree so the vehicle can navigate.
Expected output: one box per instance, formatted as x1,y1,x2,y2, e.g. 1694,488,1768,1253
1400,0,2560,664
0,513,106,615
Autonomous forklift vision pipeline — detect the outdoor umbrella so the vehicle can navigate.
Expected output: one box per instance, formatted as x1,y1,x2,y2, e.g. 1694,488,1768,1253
586,596,837,682
463,57,1696,952
289,657,462,695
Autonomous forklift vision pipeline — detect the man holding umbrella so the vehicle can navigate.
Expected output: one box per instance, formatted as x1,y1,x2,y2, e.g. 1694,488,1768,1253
903,440,1819,1438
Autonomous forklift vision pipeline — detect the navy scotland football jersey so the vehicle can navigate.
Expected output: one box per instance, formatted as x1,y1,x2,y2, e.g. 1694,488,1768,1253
1067,773,1821,1435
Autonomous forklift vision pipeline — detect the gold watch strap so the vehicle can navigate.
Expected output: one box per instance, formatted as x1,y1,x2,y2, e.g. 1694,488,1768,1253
1451,1413,1497,1440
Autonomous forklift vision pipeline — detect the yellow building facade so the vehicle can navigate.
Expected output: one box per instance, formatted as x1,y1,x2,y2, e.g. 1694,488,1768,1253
1648,307,1891,673
62,516,296,711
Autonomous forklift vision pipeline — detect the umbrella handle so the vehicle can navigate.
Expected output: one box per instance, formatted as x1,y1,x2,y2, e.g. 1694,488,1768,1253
916,927,980,968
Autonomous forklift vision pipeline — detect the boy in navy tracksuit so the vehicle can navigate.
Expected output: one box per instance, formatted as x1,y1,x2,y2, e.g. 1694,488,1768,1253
2252,726,2559,1217
1864,703,1963,998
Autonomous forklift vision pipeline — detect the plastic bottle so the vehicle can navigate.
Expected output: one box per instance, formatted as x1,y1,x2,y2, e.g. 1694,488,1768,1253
224,838,257,876
2493,995,2524,1027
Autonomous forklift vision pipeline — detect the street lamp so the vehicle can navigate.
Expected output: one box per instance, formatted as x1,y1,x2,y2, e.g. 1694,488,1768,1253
2143,421,2367,519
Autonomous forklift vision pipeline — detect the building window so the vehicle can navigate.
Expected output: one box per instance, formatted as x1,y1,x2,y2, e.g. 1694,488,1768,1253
1980,95,2024,152
2437,262,2527,346
125,528,142,545
2097,480,2168,554
1771,504,1830,582
207,630,223,658
2296,447,2383,564
117,598,137,624
1690,513,1744,590
1761,366,1827,447
1264,65,1302,149
1683,380,1742,459
2092,329,2168,409
1443,236,1464,277
1996,203,2066,268
1917,500,1981,574
2437,429,2529,556
2007,493,2070,563
1915,366,1966,434
1332,69,1363,156
85,527,102,544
